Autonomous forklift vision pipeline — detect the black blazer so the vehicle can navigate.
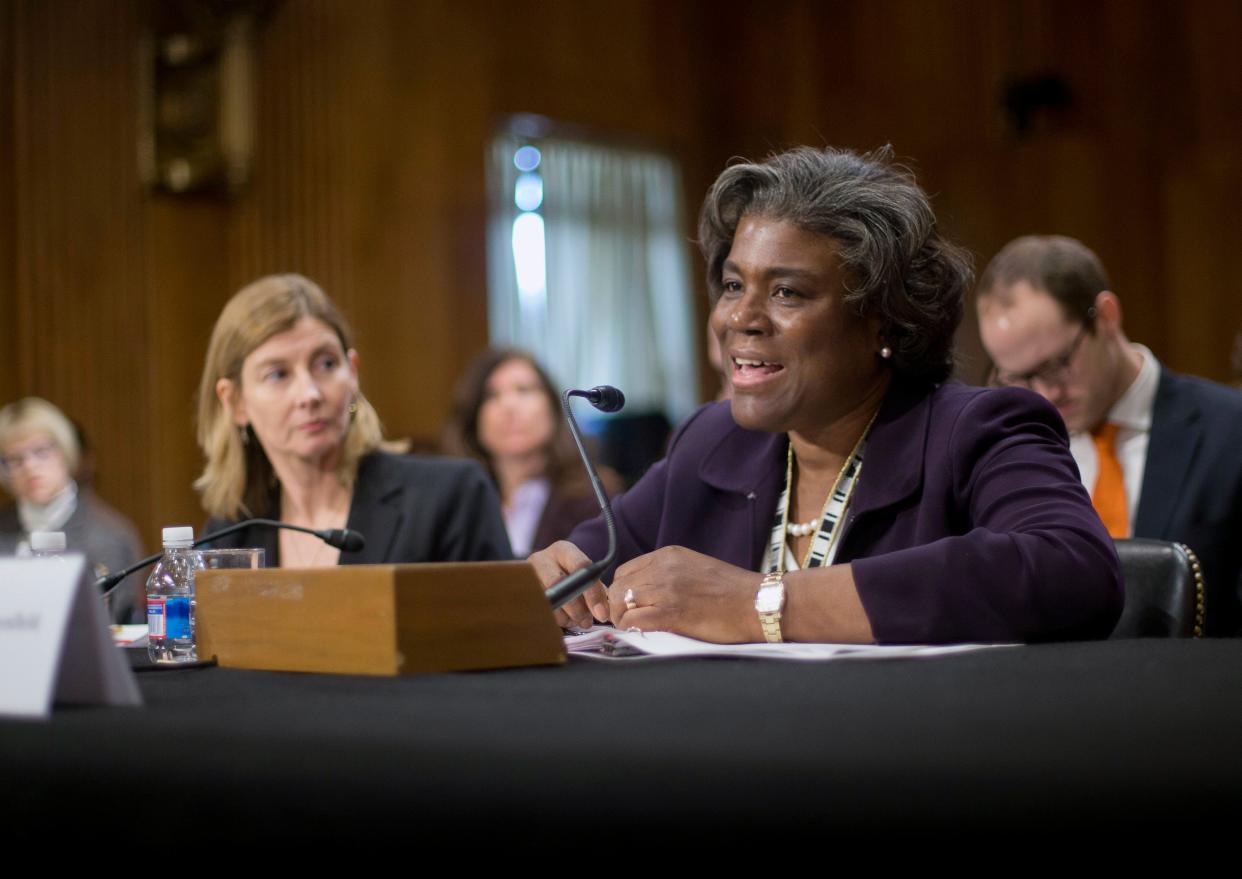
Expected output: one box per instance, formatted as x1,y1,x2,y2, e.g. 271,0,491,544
1133,366,1242,636
205,452,513,565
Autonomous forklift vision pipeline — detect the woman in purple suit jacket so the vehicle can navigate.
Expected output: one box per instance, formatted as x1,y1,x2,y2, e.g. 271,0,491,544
531,146,1122,644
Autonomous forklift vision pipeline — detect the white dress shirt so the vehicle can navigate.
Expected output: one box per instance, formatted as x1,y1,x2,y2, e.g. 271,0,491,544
1069,344,1159,525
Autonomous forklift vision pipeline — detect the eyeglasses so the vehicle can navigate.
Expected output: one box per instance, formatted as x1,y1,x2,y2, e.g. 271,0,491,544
989,323,1092,391
0,441,59,472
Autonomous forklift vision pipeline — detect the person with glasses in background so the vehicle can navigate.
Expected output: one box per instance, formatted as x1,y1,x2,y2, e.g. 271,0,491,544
977,235,1242,636
0,397,145,621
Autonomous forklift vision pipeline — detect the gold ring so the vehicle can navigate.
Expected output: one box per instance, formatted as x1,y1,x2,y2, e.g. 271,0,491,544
623,588,637,611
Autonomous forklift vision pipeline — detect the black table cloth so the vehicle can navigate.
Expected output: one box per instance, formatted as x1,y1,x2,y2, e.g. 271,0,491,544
4,640,1241,846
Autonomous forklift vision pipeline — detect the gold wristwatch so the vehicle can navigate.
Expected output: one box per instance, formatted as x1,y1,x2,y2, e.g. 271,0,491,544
755,571,786,643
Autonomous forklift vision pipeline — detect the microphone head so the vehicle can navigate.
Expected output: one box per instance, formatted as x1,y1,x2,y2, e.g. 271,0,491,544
587,385,625,413
321,529,366,552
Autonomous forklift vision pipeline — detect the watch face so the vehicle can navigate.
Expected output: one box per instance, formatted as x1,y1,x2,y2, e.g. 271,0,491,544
756,584,784,614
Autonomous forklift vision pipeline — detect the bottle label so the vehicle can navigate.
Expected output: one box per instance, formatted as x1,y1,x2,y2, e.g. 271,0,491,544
147,599,165,638
165,596,191,641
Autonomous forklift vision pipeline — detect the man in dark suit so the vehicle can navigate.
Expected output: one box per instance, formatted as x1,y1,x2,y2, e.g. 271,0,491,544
977,235,1242,635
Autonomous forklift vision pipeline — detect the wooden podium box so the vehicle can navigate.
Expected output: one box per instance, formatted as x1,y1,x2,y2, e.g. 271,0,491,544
195,562,566,676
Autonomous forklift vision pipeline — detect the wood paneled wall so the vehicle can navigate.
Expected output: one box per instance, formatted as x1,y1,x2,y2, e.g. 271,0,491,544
698,0,1242,382
2,0,1240,545
4,1,160,536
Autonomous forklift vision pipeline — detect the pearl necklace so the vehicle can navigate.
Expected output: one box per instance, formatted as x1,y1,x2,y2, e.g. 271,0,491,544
786,517,820,537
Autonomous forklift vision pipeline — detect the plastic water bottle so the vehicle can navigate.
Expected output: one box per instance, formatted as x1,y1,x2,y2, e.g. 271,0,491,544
30,531,68,558
147,526,199,663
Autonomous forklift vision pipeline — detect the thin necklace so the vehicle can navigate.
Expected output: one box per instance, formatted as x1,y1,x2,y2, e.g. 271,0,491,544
284,530,333,567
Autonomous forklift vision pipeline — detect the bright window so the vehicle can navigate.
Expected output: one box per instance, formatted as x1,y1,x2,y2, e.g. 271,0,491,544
487,128,699,423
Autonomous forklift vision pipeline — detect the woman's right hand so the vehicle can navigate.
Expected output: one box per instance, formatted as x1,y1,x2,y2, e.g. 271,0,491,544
528,540,610,629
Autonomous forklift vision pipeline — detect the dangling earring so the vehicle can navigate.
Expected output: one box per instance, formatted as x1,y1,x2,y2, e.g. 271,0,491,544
879,345,893,360
348,399,358,418
238,424,250,446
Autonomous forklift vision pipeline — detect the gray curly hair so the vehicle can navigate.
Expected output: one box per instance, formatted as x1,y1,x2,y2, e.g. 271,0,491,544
698,145,972,384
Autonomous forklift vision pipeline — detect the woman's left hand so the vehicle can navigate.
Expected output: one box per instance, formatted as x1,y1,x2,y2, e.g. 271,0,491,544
609,546,763,643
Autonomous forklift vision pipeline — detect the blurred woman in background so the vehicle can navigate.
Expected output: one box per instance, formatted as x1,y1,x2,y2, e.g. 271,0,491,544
0,397,144,621
443,348,620,558
197,274,511,565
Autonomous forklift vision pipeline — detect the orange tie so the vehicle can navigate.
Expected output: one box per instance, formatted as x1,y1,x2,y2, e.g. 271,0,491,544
1091,422,1129,538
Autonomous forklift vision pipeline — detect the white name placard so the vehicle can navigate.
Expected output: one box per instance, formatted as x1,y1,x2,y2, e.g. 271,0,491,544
0,555,142,718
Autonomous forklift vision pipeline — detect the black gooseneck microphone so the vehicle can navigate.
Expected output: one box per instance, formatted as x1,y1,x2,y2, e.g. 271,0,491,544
544,385,625,610
95,519,367,603
199,518,366,555
573,385,625,414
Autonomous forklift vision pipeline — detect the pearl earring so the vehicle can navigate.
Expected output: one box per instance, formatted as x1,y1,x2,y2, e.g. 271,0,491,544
880,346,893,360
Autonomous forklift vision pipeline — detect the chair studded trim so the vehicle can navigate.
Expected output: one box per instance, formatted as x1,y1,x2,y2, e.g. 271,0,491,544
1177,543,1206,639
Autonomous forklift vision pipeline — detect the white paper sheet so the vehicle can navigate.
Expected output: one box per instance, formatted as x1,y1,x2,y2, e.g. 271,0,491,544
564,625,1018,661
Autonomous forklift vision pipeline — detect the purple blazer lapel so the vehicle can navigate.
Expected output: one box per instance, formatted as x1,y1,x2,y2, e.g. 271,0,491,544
844,379,931,527
697,414,786,570
691,380,933,570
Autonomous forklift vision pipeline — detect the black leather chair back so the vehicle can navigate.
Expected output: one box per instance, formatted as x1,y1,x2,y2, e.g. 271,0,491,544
1110,539,1204,638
